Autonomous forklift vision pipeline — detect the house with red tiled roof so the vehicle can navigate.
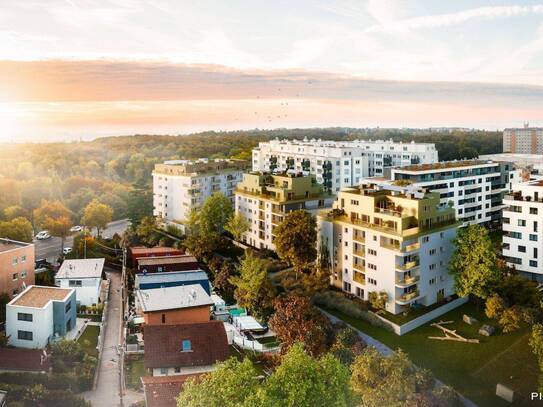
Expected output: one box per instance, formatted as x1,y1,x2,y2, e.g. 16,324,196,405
144,320,229,377
0,348,51,373
141,374,201,407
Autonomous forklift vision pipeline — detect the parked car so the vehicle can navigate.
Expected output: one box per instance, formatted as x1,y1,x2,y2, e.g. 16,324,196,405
70,225,83,233
35,258,49,268
35,231,51,240
62,247,73,255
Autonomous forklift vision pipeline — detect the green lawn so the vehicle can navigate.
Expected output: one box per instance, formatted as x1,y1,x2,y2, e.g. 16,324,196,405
324,302,537,407
125,355,147,389
376,298,458,325
77,325,100,357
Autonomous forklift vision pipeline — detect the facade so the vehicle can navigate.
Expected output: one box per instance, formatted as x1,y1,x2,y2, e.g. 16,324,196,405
252,138,438,192
235,172,335,250
0,238,35,298
153,159,248,226
135,270,211,295
135,284,212,326
503,126,543,154
502,180,543,281
479,153,543,178
55,258,104,306
136,255,199,274
318,182,459,315
390,160,518,226
6,286,76,348
144,321,229,377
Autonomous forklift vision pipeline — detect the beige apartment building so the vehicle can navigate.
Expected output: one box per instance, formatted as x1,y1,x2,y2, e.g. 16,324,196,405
503,125,543,154
318,182,459,315
0,238,35,298
235,172,335,250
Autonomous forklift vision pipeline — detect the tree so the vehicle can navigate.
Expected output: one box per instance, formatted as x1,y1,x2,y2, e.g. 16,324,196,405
184,209,220,260
199,192,234,235
135,216,160,246
126,183,153,226
82,199,113,237
0,292,9,322
274,211,317,278
0,331,9,347
0,217,33,242
485,294,506,320
213,260,238,304
35,200,73,251
269,295,332,357
23,384,48,407
368,291,389,311
177,358,261,407
330,325,366,366
498,306,524,333
225,213,249,241
230,251,276,321
530,323,543,393
449,224,500,300
3,205,28,220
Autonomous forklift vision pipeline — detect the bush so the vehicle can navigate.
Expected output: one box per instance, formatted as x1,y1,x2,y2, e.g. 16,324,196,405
126,334,138,344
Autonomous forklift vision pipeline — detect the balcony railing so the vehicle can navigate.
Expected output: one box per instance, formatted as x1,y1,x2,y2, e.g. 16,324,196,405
353,263,365,272
353,234,366,243
403,242,420,252
396,260,420,271
395,275,419,287
353,272,365,285
396,290,420,303
353,249,365,258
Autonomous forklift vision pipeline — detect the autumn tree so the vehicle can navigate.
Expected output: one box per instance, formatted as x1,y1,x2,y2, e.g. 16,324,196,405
449,224,500,300
269,295,332,357
3,205,28,220
35,200,73,250
0,217,33,243
330,325,366,366
224,213,249,241
82,199,113,237
135,216,160,246
274,210,317,278
230,251,276,321
530,323,543,393
213,260,238,304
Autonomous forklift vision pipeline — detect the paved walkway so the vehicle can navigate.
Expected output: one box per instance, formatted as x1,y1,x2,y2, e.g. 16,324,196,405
319,308,478,407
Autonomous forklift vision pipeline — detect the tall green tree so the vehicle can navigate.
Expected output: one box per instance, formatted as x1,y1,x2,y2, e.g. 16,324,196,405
225,213,249,241
82,199,113,237
0,217,33,242
449,224,500,300
230,251,276,321
199,192,234,234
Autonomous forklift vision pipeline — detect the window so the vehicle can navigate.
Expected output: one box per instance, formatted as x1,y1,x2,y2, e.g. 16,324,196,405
160,368,168,375
69,280,82,287
174,367,181,373
65,301,71,312
21,255,26,263
518,219,526,227
429,264,436,271
18,330,33,341
530,234,538,242
367,263,377,270
181,339,192,352
368,249,377,256
17,313,33,322
21,271,27,279
12,257,18,265
422,236,429,243
534,248,538,259
429,278,436,285
530,207,538,215
530,260,538,268
518,245,526,253
368,278,377,285
429,249,436,255
162,314,166,324
12,273,18,281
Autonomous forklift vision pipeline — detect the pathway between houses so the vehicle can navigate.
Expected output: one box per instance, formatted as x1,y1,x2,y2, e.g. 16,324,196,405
319,308,478,407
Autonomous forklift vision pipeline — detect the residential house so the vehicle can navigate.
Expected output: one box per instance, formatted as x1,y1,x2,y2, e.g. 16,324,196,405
141,374,201,407
0,238,35,298
55,258,105,306
135,270,211,295
136,255,199,274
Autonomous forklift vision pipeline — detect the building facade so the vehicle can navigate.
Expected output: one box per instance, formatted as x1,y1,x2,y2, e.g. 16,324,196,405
252,138,438,192
503,126,543,154
235,172,335,250
0,239,35,298
390,160,518,226
55,258,104,306
318,182,459,315
153,159,248,227
502,180,543,281
6,286,76,348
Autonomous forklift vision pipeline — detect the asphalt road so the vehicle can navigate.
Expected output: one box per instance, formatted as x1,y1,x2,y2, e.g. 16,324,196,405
34,219,130,263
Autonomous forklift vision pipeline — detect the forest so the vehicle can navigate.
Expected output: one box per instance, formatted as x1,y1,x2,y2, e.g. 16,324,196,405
0,128,503,234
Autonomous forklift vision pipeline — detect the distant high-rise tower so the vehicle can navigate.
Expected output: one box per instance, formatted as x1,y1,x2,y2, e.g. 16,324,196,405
503,125,543,154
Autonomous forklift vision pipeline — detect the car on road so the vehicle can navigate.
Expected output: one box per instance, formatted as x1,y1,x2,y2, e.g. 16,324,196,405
62,247,73,255
35,231,51,240
70,225,83,233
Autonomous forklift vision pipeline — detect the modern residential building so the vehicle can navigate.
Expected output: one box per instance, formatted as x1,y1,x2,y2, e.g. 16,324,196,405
480,153,543,178
153,159,248,228
0,238,35,298
502,180,543,281
144,321,229,377
135,284,213,326
6,286,76,348
390,160,518,226
55,258,104,306
135,270,211,295
136,255,199,274
235,172,335,250
318,182,459,315
129,246,184,266
252,138,438,192
503,125,543,154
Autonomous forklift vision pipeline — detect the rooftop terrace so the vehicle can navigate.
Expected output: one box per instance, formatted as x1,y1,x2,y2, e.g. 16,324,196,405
396,160,496,172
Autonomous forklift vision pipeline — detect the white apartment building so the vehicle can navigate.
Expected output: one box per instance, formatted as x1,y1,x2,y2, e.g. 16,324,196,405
55,258,104,306
153,159,248,228
252,138,438,192
502,180,543,281
390,160,518,226
318,182,458,315
503,125,543,154
235,172,335,250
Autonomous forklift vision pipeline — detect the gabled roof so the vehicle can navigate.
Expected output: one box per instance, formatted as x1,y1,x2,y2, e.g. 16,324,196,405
142,374,202,407
56,258,105,279
136,284,212,313
0,348,51,372
144,321,229,369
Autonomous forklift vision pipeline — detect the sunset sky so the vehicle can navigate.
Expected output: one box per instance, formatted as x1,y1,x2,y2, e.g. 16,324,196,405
1,0,543,142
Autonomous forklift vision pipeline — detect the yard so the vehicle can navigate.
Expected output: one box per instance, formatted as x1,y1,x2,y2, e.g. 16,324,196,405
125,354,147,389
77,324,100,357
324,302,538,407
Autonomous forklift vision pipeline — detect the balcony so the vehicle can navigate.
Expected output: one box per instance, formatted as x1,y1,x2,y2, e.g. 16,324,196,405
353,272,365,285
403,242,420,252
259,211,265,220
353,263,365,272
395,275,419,287
396,290,420,304
396,259,420,271
353,249,365,258
353,234,366,243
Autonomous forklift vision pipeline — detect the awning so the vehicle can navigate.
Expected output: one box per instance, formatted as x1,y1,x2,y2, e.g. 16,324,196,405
233,316,264,331
133,317,145,325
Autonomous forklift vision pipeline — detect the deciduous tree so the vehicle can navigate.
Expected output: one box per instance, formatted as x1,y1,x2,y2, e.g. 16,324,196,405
530,323,543,392
199,192,234,235
82,199,113,237
0,217,33,243
225,213,249,241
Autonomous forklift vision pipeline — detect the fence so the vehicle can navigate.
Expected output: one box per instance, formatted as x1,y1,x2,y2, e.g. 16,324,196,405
92,278,111,390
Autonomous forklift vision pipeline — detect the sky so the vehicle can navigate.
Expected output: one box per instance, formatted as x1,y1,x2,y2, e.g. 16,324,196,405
0,0,542,142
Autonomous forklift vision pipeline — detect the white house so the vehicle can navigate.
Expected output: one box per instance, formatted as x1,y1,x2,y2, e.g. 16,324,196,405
6,285,77,348
55,258,104,306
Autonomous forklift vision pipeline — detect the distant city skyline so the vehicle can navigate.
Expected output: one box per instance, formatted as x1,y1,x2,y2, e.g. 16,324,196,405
0,0,542,142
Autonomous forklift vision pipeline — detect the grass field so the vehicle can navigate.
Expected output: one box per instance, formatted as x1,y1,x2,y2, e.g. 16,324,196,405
125,355,146,389
324,302,538,406
77,325,100,357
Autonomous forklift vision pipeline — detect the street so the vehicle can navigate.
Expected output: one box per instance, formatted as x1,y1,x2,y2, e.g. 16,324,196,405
34,219,130,263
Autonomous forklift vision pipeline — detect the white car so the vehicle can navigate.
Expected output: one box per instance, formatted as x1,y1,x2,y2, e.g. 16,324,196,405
63,247,73,255
70,225,83,233
35,231,51,240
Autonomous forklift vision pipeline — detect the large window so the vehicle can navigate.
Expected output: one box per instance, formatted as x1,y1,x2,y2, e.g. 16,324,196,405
17,313,33,322
65,301,71,312
17,330,33,341
68,280,82,287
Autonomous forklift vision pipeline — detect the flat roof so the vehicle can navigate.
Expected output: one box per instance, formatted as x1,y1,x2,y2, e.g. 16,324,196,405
0,238,32,253
136,284,212,313
137,255,198,266
10,285,73,308
395,159,500,172
56,258,105,279
136,270,208,284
